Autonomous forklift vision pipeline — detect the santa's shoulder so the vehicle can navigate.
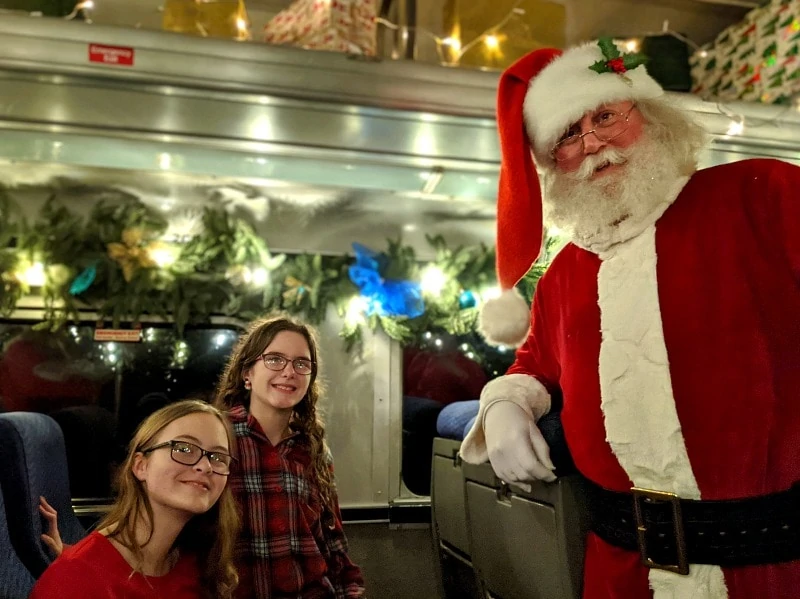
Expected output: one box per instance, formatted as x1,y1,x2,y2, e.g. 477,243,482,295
695,157,798,186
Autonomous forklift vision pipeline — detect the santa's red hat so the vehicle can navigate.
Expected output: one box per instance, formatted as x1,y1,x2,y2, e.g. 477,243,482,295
480,41,664,347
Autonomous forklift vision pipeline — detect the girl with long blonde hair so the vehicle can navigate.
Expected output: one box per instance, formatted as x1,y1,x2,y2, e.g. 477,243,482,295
214,315,364,598
30,400,240,599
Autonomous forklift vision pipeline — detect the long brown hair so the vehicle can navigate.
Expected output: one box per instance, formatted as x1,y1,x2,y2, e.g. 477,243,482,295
98,400,240,599
214,315,335,520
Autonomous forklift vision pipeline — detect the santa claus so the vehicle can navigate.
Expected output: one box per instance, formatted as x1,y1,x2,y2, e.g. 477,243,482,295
460,40,800,599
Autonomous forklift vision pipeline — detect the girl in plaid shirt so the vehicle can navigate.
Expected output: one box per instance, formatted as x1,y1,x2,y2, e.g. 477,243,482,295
215,315,366,599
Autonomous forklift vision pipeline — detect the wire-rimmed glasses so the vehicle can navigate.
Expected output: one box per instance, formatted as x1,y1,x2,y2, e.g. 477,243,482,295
551,103,636,162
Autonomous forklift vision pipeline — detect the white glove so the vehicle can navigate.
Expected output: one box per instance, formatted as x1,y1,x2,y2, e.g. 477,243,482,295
484,401,556,484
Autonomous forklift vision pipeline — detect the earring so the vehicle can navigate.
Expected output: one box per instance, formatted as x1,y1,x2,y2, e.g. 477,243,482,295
244,379,252,390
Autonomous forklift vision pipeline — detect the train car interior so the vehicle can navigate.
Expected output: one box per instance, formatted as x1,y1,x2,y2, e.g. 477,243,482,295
0,0,798,597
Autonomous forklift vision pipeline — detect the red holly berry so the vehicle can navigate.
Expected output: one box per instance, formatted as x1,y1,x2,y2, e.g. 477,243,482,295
607,57,627,73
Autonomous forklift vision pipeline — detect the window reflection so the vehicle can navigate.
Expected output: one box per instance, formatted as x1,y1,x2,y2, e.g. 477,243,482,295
0,322,239,500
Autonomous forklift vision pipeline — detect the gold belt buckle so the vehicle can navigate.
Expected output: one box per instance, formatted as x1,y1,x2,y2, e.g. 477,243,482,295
631,487,689,575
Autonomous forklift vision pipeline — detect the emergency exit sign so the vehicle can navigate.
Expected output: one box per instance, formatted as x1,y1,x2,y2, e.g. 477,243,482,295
88,43,135,66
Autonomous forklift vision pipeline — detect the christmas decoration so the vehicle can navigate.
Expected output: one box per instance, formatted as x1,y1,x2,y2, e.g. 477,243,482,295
264,0,378,56
690,0,800,104
589,37,648,79
0,190,554,351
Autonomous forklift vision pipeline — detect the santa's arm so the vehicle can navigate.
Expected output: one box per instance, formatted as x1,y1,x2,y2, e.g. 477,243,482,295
748,159,800,279
460,284,560,464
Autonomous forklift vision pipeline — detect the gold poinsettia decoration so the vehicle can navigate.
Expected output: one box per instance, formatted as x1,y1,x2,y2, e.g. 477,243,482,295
107,227,161,282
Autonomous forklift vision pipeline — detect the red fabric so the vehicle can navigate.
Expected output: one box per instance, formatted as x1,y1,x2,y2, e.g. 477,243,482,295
227,404,364,599
0,335,101,413
29,531,203,599
508,159,800,598
495,48,561,289
402,348,487,405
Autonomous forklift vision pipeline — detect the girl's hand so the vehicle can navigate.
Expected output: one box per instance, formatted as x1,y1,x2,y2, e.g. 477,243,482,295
38,496,64,557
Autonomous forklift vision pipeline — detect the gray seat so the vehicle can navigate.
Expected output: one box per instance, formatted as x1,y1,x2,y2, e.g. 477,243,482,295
0,482,35,599
430,438,480,599
0,412,86,578
463,461,589,599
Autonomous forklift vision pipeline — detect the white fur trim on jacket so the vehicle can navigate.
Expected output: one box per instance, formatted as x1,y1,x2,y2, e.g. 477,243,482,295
523,42,663,159
597,226,728,599
460,373,551,464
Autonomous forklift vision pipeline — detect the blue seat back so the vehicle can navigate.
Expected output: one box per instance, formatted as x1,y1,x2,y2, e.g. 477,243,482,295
0,483,35,599
0,412,86,578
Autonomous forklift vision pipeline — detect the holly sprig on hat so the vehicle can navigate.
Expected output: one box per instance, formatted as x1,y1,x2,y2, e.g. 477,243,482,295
589,37,648,75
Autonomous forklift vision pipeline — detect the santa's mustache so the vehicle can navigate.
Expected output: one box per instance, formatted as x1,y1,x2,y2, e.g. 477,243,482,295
568,147,631,181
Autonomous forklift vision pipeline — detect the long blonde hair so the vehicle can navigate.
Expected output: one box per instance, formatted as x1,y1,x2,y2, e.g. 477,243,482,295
214,315,335,522
98,400,240,599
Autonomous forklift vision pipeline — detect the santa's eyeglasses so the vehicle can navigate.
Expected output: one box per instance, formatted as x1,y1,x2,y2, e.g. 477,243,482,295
551,103,636,162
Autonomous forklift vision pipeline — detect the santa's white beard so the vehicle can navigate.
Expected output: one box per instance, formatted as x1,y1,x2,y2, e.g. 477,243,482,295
542,132,692,252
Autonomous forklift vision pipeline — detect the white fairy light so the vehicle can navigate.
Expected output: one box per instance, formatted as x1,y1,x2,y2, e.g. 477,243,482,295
19,262,46,287
345,295,369,326
420,265,447,297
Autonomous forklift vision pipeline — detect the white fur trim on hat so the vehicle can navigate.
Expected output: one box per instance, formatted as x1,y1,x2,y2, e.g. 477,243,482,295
478,288,531,348
523,41,663,158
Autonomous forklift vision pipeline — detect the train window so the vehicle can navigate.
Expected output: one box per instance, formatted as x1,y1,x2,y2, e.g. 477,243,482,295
0,321,240,500
400,331,514,496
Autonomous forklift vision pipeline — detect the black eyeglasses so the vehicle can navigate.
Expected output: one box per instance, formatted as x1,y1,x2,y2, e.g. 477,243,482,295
140,440,234,476
261,353,315,375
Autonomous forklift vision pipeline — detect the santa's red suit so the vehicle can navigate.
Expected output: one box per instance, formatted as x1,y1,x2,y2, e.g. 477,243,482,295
460,41,800,599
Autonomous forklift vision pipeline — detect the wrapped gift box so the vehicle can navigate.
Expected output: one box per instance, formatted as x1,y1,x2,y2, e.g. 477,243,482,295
264,0,378,56
691,0,800,104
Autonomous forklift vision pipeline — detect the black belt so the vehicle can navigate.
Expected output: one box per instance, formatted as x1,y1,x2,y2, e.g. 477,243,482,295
584,478,800,575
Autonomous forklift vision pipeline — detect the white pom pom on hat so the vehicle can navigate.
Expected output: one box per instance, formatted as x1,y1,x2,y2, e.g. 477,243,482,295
479,40,663,347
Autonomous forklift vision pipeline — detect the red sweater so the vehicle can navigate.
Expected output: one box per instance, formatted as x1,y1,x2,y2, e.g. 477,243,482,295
29,532,204,599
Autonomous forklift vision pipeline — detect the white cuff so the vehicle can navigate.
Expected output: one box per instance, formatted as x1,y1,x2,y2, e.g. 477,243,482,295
459,373,551,464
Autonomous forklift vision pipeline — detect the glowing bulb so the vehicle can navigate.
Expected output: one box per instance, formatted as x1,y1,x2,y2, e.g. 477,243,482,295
434,338,443,347
442,36,461,52
158,152,172,170
699,50,708,58
624,39,640,52
484,35,499,50
20,262,46,287
726,119,744,136
236,17,247,31
345,296,368,326
251,268,269,287
420,265,447,296
148,245,178,268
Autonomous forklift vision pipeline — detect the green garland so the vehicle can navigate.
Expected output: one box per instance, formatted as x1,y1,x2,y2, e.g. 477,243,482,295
0,193,554,350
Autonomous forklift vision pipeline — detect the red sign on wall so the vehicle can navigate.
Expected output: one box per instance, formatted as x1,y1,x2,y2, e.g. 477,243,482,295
88,43,135,66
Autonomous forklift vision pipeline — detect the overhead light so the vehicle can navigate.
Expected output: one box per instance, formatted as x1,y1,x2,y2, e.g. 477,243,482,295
420,166,444,194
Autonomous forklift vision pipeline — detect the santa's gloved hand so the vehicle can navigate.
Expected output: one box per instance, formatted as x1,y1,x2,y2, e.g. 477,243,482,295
484,401,556,484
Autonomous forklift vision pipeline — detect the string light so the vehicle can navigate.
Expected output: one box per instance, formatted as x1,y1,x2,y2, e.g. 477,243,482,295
420,265,447,296
18,261,46,287
64,0,93,21
726,118,745,136
375,1,526,66
484,34,500,50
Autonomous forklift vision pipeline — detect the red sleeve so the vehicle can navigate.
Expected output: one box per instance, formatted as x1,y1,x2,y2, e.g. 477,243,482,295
506,272,561,395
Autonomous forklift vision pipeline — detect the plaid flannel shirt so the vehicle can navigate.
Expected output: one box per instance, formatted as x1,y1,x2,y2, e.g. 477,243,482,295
228,404,365,599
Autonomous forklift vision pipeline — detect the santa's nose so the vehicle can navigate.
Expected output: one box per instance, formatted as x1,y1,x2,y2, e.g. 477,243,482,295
581,131,606,155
